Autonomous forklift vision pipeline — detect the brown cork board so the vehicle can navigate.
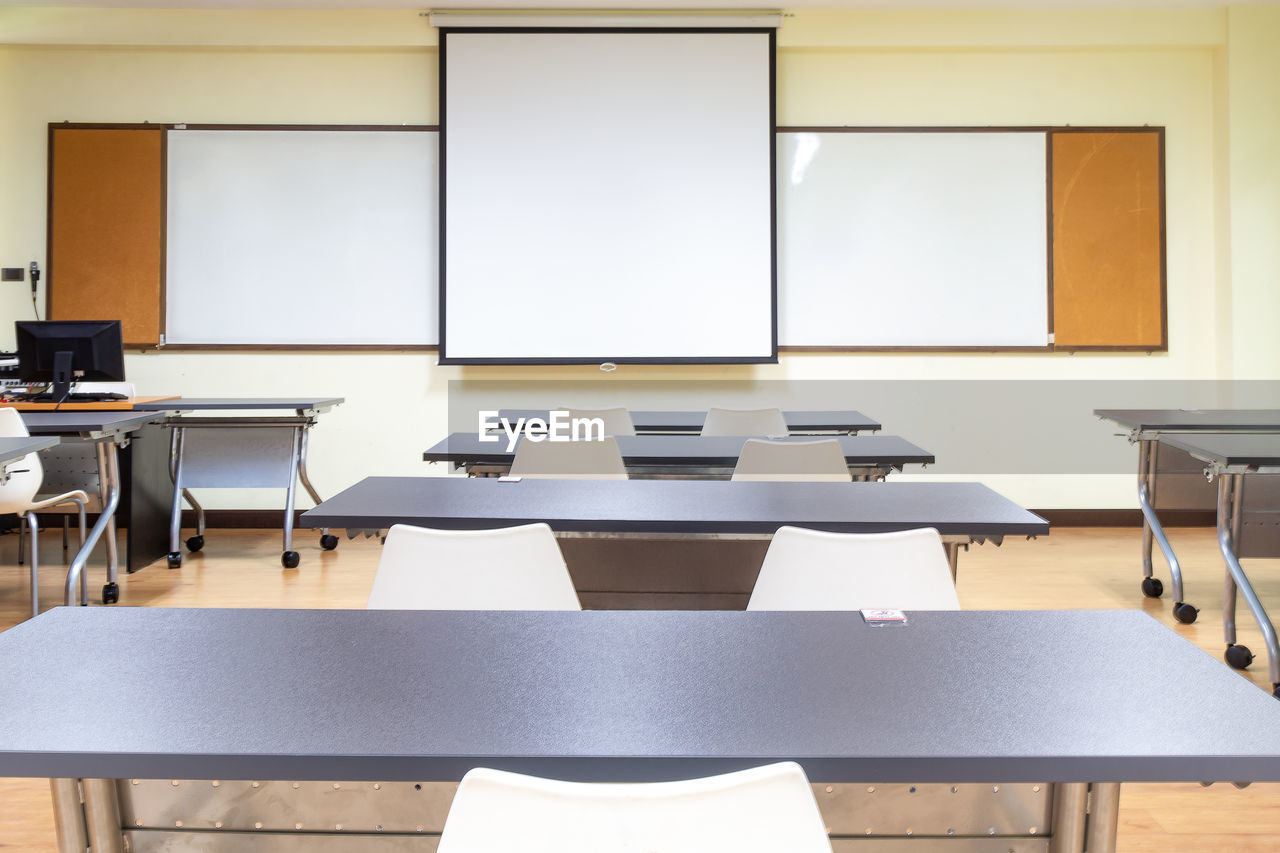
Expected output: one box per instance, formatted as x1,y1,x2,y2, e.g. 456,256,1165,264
1051,129,1165,349
48,126,164,346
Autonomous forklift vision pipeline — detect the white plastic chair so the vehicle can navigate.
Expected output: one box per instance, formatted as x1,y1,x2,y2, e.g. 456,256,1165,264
509,435,628,480
747,526,961,611
560,407,636,437
0,408,89,616
731,439,852,483
366,523,580,610
436,762,833,853
701,407,789,437
28,383,134,557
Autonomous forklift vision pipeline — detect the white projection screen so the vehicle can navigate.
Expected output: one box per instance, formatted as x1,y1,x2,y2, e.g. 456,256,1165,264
777,131,1049,347
440,29,776,364
166,128,437,345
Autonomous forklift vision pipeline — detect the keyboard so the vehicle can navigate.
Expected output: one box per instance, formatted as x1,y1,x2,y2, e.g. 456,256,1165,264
5,392,129,403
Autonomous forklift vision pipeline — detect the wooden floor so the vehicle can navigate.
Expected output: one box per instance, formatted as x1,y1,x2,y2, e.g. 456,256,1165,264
0,525,1277,850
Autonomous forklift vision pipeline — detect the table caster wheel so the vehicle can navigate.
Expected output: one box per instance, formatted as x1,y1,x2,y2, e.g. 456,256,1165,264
1141,577,1163,598
167,552,183,569
1173,602,1199,624
320,534,339,551
1225,643,1253,670
186,535,204,552
282,550,300,569
102,582,119,604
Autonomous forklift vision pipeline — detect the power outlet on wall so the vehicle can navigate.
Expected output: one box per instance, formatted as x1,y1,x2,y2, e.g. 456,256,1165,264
1,268,25,282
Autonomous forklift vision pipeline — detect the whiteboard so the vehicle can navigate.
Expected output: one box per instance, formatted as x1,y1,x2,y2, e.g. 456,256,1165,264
777,131,1049,347
166,129,437,345
440,30,775,363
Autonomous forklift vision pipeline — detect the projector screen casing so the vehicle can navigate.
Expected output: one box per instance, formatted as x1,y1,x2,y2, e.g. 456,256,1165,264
438,28,777,365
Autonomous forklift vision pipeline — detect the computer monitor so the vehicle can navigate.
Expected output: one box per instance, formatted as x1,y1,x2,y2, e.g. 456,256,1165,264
15,320,126,400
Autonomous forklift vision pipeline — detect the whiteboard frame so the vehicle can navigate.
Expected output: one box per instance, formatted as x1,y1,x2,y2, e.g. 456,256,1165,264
776,126,1054,352
436,27,779,366
163,124,439,349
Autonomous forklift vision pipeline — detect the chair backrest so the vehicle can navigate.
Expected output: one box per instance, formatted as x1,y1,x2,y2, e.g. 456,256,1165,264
509,436,628,480
74,381,136,398
437,762,833,853
747,526,961,611
0,408,43,513
559,407,636,437
701,407,789,437
366,523,581,610
731,438,852,483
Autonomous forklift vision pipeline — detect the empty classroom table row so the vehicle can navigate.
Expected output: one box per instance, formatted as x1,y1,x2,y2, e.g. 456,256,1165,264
493,409,881,435
303,477,1047,577
425,433,933,479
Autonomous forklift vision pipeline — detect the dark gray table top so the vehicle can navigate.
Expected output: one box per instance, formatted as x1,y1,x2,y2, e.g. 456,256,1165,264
424,433,933,468
2,608,1278,783
133,397,344,411
20,411,160,436
0,436,59,463
1096,409,1280,432
1160,434,1280,470
498,409,881,433
302,477,1046,537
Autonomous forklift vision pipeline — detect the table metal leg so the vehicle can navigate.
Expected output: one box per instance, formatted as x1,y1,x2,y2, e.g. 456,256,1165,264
1139,439,1154,580
298,425,330,533
1136,440,1196,621
167,428,187,567
1050,782,1086,853
1085,782,1120,853
93,441,119,587
944,542,960,581
185,488,205,536
1217,473,1280,694
66,446,120,607
82,778,124,853
25,512,40,615
280,426,303,566
50,778,87,853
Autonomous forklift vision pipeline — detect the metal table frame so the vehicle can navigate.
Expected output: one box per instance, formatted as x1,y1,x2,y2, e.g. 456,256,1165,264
1094,410,1280,625
1156,434,1280,697
20,412,161,606
134,399,343,570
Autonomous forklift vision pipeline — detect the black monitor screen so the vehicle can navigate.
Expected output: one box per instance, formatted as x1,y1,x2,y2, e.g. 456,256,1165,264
15,320,126,388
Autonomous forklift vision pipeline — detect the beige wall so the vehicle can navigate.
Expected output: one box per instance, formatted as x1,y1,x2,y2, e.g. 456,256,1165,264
1,7,1274,508
1223,6,1280,382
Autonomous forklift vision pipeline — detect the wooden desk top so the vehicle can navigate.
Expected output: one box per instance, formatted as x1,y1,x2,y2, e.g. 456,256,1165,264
0,395,179,412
